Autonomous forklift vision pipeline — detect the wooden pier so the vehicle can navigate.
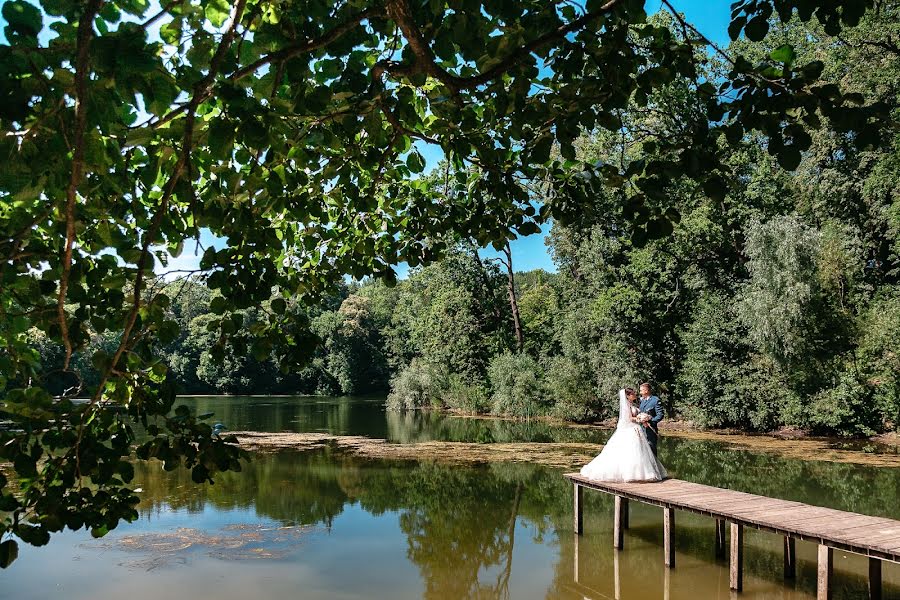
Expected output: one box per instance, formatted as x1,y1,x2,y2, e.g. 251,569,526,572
566,474,900,599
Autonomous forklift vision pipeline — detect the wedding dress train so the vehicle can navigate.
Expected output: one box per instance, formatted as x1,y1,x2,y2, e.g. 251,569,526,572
579,389,667,482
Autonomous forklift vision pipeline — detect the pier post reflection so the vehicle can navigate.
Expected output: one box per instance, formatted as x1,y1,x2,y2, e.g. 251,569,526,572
614,549,621,599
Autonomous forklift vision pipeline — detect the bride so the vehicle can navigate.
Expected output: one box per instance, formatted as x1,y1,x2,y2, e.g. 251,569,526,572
580,388,667,482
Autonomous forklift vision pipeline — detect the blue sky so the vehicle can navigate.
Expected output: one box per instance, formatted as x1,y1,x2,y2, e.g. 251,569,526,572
2,0,735,277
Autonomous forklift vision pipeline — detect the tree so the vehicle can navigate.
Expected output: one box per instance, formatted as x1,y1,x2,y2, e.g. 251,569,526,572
0,0,891,566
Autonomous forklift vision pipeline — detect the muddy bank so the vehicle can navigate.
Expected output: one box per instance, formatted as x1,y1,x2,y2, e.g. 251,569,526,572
233,432,602,469
232,429,900,469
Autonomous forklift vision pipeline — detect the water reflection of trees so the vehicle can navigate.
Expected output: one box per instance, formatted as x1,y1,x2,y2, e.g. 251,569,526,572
133,451,572,598
384,409,611,444
183,396,385,437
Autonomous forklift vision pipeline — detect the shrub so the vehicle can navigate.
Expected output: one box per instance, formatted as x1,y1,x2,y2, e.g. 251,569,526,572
441,374,490,414
739,215,822,364
677,293,789,430
857,288,900,430
487,352,547,418
386,360,447,410
807,372,881,437
544,356,600,422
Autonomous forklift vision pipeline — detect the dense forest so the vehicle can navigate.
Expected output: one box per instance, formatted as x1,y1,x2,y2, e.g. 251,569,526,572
29,9,900,437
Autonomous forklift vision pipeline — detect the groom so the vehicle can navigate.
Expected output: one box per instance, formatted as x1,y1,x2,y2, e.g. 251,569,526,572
638,382,664,456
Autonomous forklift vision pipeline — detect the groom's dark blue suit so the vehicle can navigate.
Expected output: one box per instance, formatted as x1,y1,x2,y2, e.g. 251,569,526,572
638,395,664,456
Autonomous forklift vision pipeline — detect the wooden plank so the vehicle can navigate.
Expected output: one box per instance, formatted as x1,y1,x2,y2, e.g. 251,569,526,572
762,510,849,529
769,517,893,542
574,483,583,535
834,526,900,545
818,545,833,600
685,494,773,508
797,516,892,538
869,557,881,600
730,522,743,591
725,501,807,517
664,507,675,568
784,536,796,579
614,495,625,550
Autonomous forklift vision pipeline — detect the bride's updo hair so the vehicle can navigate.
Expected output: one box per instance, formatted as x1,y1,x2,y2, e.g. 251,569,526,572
624,387,636,397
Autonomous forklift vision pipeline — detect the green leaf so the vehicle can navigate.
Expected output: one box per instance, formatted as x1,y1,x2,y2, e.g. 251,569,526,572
0,540,18,568
777,147,802,171
210,296,228,315
406,151,425,174
2,1,42,38
271,298,286,314
727,16,746,41
769,44,795,65
90,525,109,539
529,134,553,164
744,16,768,41
204,0,231,28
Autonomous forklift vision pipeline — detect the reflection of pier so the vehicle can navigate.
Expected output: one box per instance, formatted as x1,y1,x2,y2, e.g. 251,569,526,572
572,534,673,600
566,474,899,600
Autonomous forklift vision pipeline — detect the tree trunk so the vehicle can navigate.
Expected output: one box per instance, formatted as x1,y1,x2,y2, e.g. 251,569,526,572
502,243,524,353
468,241,504,323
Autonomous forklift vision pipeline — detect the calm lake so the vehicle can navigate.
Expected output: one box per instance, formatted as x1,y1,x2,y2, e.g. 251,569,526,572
4,396,900,599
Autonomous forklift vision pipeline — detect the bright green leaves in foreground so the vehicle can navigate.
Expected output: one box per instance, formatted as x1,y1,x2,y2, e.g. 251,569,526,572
0,0,892,566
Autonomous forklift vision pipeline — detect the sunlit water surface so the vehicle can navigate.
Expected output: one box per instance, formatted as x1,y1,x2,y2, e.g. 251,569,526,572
4,396,900,599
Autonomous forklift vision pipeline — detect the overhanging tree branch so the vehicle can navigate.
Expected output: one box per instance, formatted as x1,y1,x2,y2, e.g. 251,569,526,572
92,0,250,404
58,0,105,371
382,0,622,91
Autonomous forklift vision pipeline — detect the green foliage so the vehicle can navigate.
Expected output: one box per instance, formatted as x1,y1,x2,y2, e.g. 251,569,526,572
677,293,789,430
807,372,881,437
517,274,559,357
544,356,600,423
739,215,823,363
312,295,390,395
440,375,490,415
393,250,511,379
856,289,900,430
487,353,546,418
386,360,448,411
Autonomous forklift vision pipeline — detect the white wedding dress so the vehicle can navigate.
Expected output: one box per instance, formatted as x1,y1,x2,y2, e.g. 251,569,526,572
580,390,667,482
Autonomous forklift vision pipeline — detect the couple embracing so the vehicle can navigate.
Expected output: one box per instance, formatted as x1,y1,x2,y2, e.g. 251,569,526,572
580,383,667,483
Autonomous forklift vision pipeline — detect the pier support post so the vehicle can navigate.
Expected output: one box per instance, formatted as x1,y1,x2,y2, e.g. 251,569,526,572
817,545,833,600
622,497,629,529
730,522,743,591
784,536,796,579
614,496,626,549
715,519,727,559
664,506,675,568
574,483,583,535
868,557,881,600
